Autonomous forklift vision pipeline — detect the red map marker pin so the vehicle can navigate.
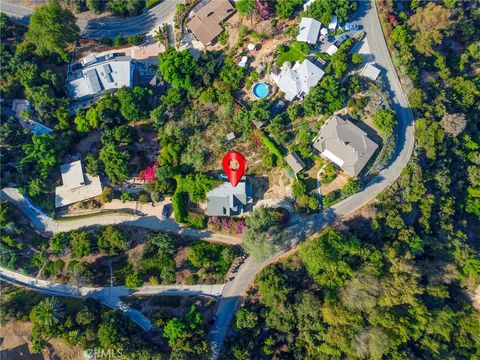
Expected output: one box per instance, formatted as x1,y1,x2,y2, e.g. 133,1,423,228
222,151,247,188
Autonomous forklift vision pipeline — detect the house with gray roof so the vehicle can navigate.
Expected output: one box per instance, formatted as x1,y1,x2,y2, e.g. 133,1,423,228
313,115,378,177
205,177,253,216
67,54,133,100
360,62,381,82
284,152,306,174
270,59,325,101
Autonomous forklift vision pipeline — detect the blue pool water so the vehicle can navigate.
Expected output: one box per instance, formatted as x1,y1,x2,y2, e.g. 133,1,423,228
253,82,269,99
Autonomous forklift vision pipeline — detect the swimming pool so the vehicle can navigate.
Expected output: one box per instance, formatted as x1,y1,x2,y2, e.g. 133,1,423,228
253,82,269,99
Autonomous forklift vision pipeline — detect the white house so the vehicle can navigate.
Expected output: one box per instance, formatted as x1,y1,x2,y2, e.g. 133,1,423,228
326,44,339,56
361,63,381,82
297,17,321,45
55,160,102,208
271,59,325,101
67,54,133,100
328,16,338,31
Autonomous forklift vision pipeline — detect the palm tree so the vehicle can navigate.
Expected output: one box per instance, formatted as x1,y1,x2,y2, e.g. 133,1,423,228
31,297,64,328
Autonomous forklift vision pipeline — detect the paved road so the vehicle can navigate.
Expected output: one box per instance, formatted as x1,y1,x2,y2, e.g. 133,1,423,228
0,0,181,38
207,1,415,357
0,266,224,330
0,187,241,244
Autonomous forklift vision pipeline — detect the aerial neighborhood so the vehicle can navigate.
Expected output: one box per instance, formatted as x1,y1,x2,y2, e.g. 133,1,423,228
1,0,479,359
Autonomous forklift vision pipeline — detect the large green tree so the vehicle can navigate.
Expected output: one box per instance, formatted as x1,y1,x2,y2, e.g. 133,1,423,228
23,0,79,61
157,48,198,91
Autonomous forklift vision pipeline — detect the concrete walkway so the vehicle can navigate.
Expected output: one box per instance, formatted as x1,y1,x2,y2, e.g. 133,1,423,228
0,266,224,331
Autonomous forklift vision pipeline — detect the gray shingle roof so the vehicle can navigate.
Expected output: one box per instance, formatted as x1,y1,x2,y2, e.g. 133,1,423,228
284,152,306,174
313,115,378,176
206,179,253,216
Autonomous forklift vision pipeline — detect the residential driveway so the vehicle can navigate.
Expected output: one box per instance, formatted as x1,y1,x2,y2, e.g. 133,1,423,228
0,0,181,39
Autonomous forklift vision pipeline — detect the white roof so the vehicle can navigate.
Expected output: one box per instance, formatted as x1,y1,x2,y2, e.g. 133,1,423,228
297,17,321,44
326,44,339,56
12,99,53,135
272,59,324,101
60,160,85,190
55,160,102,207
68,56,133,99
303,0,315,11
328,15,338,30
295,59,325,95
361,63,381,81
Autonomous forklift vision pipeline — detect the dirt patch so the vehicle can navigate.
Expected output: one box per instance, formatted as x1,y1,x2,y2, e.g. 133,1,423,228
74,130,101,154
0,322,82,360
320,172,349,196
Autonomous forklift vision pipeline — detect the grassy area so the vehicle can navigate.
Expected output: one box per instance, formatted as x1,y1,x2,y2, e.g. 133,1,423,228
55,209,134,221
146,0,161,8
276,41,309,66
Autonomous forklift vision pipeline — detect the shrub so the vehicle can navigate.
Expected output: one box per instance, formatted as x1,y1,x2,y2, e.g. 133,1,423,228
138,193,150,203
120,192,134,203
125,272,143,288
188,241,235,275
146,0,160,8
113,35,126,47
172,191,188,223
187,214,207,229
99,186,114,203
261,135,283,160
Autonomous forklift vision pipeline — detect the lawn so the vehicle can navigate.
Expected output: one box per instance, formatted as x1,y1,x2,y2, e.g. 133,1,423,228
276,41,309,66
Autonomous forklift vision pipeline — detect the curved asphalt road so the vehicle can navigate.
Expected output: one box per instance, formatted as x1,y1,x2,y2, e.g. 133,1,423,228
207,1,415,358
0,0,181,38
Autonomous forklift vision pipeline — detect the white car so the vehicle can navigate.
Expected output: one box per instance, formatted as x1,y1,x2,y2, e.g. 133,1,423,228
343,23,361,31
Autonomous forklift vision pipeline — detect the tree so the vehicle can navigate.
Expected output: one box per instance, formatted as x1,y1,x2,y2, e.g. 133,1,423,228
373,108,397,134
30,297,63,329
236,0,255,16
219,56,248,91
408,3,453,56
415,119,445,160
150,233,175,255
70,231,91,258
275,0,303,19
99,143,130,183
298,228,365,291
448,77,479,110
49,232,71,254
303,76,344,116
163,318,187,346
21,134,60,178
24,0,79,61
440,113,467,136
97,311,128,350
86,0,102,13
158,48,198,91
76,306,96,325
125,272,143,288
235,309,258,329
107,0,144,16
98,226,127,255
117,86,151,122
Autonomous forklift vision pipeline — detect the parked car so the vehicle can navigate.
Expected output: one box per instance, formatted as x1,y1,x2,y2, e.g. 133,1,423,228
334,34,350,47
343,23,361,31
161,204,171,220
